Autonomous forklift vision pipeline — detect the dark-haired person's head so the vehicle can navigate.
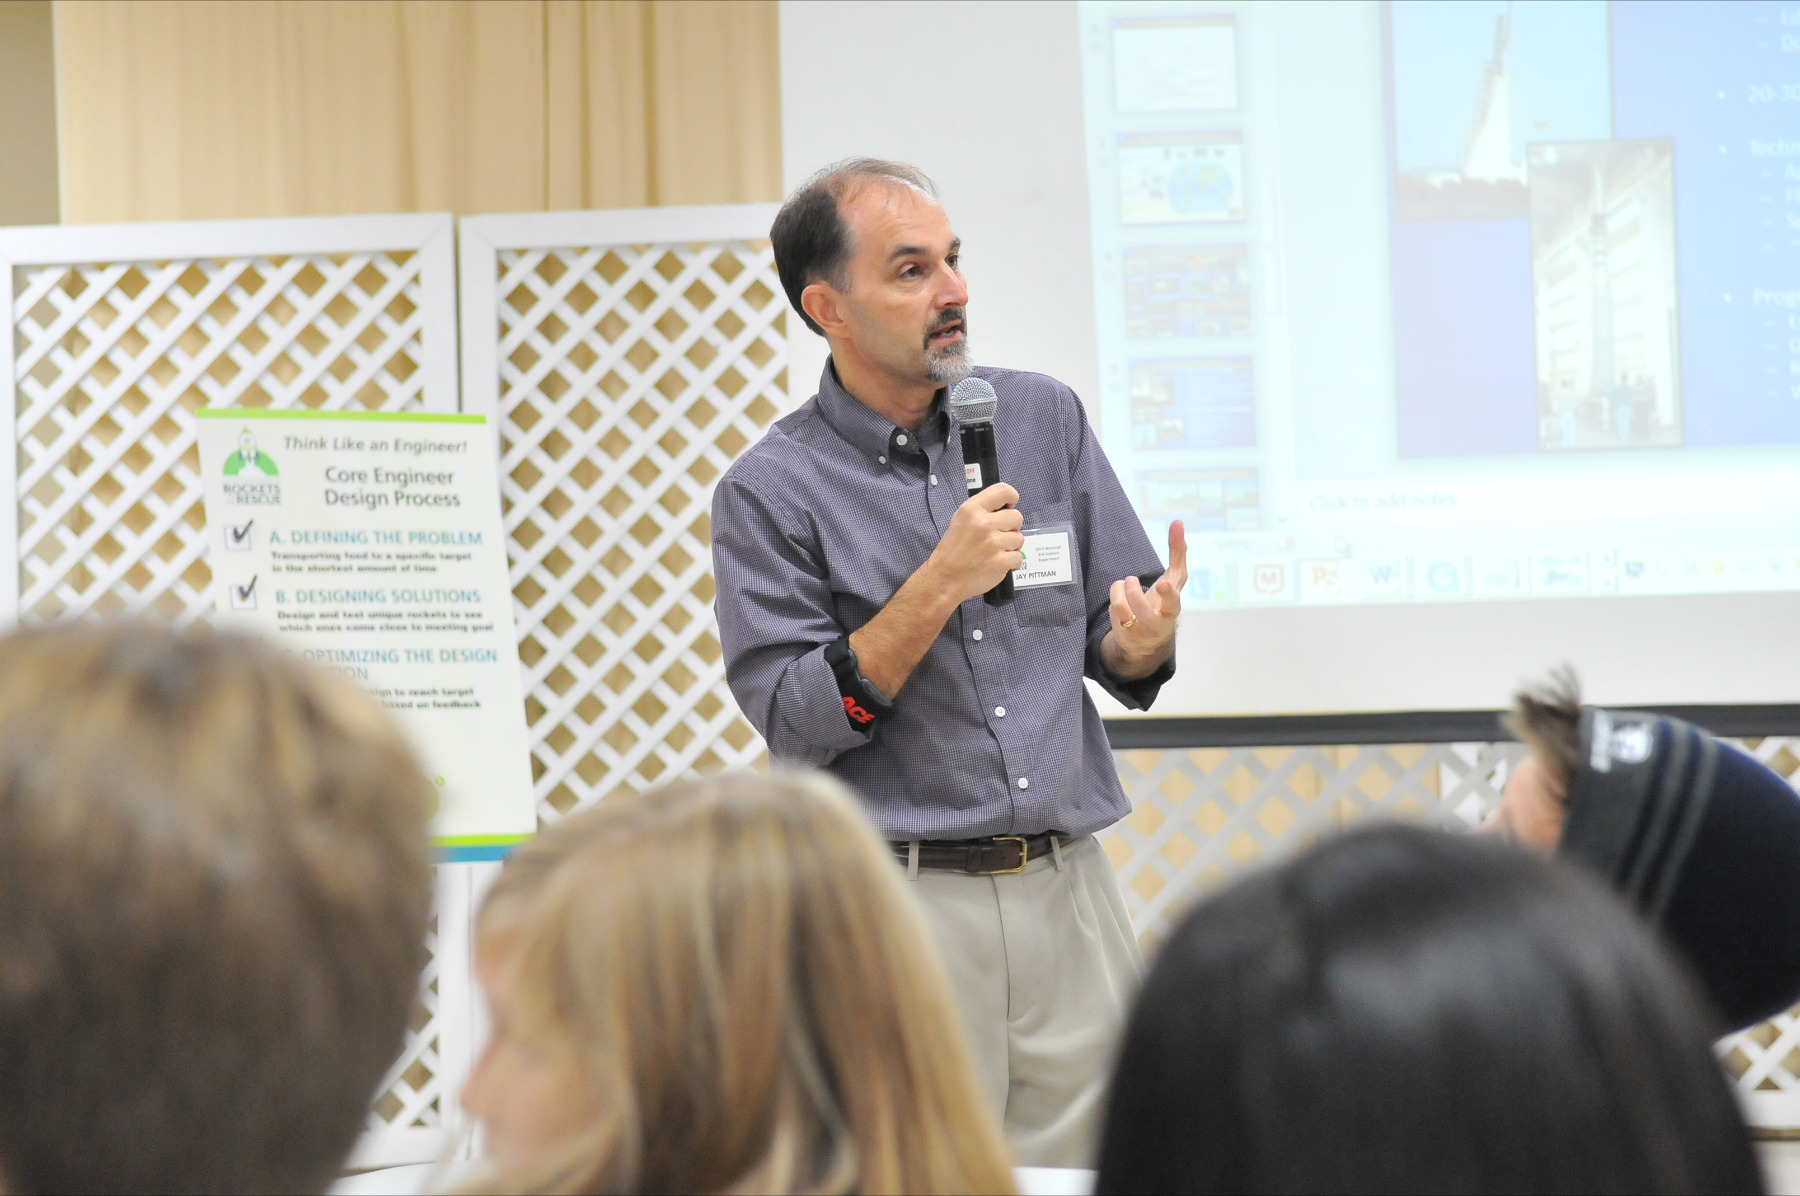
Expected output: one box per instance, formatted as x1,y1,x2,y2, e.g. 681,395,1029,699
770,158,971,391
1096,823,1761,1195
0,622,436,1194
1483,670,1800,1029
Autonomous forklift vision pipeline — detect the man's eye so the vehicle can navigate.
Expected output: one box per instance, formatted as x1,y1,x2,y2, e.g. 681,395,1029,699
948,256,960,269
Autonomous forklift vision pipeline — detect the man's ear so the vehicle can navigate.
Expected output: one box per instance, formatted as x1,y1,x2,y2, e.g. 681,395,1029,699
801,281,844,338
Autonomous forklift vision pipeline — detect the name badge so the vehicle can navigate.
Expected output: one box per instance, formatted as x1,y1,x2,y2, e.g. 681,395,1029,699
1014,524,1076,589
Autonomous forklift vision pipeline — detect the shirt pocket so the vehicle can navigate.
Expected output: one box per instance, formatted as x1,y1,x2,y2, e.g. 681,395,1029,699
1014,498,1085,628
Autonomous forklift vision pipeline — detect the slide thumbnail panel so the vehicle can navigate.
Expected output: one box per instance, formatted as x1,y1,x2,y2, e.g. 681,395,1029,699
1135,466,1260,532
1111,13,1238,114
1119,131,1245,225
1130,356,1257,451
1123,245,1252,340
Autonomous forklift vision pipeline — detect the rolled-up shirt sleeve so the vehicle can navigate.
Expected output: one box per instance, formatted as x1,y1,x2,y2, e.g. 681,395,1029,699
1059,386,1177,711
711,471,873,765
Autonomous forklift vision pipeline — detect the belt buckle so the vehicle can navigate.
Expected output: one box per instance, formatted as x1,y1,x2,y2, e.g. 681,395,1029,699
992,835,1029,874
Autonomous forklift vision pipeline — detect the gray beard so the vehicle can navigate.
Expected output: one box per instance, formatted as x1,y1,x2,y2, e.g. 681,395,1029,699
926,337,973,387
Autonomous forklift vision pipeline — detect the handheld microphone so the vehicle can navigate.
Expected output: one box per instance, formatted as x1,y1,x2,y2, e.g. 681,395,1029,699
949,376,1014,606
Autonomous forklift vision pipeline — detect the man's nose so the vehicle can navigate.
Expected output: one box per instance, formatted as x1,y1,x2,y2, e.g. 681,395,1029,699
938,268,969,309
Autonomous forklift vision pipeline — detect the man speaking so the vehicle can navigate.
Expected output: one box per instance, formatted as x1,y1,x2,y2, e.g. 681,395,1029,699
712,159,1185,1165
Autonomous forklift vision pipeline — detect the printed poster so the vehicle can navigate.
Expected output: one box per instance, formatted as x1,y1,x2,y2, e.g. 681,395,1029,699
198,408,534,860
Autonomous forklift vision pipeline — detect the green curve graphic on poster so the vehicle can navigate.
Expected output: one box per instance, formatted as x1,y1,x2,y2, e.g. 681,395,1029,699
222,430,279,476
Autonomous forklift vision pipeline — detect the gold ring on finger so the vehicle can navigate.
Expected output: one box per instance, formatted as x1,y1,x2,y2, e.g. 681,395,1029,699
1121,617,1137,629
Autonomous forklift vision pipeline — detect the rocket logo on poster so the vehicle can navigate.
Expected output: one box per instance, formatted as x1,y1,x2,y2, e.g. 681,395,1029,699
221,429,283,506
224,429,279,476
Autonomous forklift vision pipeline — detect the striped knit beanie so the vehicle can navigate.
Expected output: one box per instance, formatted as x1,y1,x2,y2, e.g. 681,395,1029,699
1558,708,1800,1031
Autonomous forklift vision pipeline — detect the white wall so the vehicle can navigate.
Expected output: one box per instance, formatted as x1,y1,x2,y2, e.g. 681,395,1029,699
778,1,1099,418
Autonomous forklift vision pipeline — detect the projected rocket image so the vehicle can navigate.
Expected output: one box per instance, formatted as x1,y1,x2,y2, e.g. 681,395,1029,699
1394,8,1530,220
1528,139,1680,452
1388,1,1614,222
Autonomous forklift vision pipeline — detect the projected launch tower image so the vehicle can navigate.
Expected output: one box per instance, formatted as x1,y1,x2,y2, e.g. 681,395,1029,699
1528,138,1681,453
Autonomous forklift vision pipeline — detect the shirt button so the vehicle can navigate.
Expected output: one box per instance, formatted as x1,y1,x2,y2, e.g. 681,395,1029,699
930,474,939,486
896,433,908,445
972,629,983,641
994,706,1007,718
1018,777,1030,790
878,455,887,465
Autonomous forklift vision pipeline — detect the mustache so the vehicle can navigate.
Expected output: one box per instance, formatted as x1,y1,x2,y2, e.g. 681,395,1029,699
925,308,967,348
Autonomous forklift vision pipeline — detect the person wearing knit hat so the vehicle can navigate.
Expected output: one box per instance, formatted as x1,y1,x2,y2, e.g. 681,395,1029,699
1481,669,1800,1031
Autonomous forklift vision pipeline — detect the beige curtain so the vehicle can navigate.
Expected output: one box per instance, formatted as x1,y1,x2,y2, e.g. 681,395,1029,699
53,0,781,224
0,1,60,226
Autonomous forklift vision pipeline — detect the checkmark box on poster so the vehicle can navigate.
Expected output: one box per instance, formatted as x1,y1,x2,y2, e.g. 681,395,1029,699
225,520,253,552
230,575,257,610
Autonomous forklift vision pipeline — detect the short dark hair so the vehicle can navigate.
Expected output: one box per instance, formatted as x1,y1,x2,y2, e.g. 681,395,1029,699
1505,665,1583,796
1096,823,1761,1195
0,622,436,1193
770,159,939,336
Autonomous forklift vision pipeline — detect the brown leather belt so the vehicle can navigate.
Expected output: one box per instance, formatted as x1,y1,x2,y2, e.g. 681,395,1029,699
891,831,1063,875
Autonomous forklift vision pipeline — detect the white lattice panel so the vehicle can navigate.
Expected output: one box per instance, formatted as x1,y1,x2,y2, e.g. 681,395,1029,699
347,860,487,1170
459,205,791,823
0,214,463,1164
1107,736,1800,1124
1102,742,1525,950
0,216,457,623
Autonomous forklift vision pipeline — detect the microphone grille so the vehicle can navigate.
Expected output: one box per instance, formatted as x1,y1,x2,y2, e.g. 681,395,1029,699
949,376,998,424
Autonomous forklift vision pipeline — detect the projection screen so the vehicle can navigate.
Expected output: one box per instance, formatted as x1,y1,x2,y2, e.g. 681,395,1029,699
779,0,1800,718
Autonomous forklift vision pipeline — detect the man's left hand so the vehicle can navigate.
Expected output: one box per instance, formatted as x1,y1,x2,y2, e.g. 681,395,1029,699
1102,521,1187,680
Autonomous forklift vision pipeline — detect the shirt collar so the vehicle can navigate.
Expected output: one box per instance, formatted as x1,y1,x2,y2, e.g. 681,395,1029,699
816,357,949,462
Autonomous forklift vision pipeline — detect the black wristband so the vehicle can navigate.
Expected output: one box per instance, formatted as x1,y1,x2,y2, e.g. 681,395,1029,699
824,636,893,731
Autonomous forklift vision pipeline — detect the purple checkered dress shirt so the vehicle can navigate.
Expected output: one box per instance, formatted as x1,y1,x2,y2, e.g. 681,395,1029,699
711,360,1173,840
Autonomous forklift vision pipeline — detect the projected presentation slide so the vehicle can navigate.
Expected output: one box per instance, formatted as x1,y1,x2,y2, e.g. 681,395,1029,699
1081,0,1800,610
1111,13,1239,113
1117,130,1246,224
1123,245,1252,339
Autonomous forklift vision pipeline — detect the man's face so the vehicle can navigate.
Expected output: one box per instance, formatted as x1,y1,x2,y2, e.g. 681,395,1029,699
826,180,971,388
1478,751,1568,853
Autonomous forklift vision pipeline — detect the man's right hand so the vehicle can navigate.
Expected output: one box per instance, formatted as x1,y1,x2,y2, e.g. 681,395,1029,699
928,483,1024,604
847,483,1021,701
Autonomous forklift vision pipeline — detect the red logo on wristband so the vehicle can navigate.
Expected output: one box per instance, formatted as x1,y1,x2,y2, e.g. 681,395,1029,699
843,695,876,724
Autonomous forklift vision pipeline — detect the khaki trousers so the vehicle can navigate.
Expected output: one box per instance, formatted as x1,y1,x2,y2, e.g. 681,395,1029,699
906,834,1144,1168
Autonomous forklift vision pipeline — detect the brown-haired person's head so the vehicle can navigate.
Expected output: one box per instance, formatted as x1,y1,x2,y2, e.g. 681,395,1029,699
0,622,435,1194
461,770,1016,1196
1481,666,1583,850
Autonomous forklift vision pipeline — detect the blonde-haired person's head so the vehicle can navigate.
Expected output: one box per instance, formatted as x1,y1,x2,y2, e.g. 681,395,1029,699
0,620,435,1193
462,770,1017,1195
